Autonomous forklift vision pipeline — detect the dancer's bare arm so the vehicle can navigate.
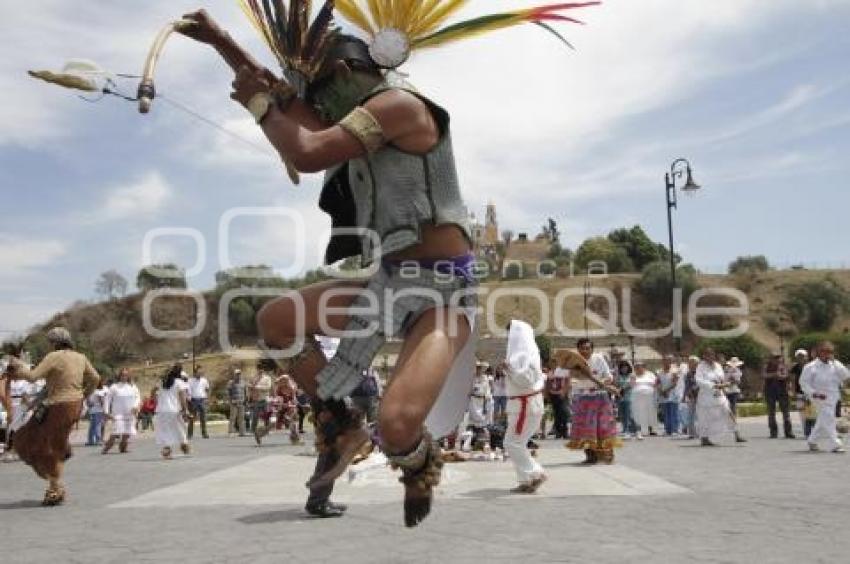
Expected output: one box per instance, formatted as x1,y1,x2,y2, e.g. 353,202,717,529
231,66,438,173
178,9,325,132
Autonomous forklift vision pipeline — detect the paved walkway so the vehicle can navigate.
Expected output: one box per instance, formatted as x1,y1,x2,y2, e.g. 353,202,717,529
0,418,847,563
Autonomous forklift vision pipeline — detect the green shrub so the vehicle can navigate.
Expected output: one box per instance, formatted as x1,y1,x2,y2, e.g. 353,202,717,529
728,255,770,275
503,262,523,280
637,261,699,309
789,332,850,364
782,277,850,332
575,237,635,273
536,334,553,364
694,335,769,370
736,402,769,418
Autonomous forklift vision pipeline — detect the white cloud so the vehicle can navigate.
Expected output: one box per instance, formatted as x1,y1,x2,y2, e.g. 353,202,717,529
100,172,172,222
0,235,66,276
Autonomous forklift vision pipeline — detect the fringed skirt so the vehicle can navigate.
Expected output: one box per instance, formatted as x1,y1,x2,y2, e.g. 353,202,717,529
14,400,81,480
568,392,621,451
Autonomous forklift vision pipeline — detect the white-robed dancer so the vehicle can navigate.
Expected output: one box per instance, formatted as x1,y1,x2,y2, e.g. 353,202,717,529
799,341,849,453
695,348,746,446
630,361,658,440
3,374,32,462
154,365,191,459
102,369,141,454
503,320,547,494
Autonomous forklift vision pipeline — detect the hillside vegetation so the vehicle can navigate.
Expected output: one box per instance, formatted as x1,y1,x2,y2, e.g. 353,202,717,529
13,269,850,389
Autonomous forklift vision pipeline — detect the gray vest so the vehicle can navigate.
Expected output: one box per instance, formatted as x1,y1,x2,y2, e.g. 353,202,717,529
319,86,471,266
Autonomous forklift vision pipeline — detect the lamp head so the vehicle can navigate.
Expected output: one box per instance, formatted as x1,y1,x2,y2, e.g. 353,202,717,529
681,165,702,196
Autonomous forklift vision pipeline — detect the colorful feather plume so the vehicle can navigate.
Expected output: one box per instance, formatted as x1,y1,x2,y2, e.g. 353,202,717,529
335,1,600,52
237,0,339,82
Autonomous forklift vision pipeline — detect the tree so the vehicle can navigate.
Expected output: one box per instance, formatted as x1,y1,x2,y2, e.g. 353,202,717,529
136,264,187,291
214,265,286,291
789,332,850,365
607,225,672,272
94,270,128,301
782,277,850,332
694,335,768,370
501,230,514,247
542,218,560,244
228,299,258,336
637,260,699,309
575,237,635,273
728,255,770,275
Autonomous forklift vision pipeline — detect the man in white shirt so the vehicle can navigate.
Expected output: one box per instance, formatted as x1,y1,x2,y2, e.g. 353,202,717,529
503,320,547,493
563,338,620,464
799,341,849,453
187,368,211,439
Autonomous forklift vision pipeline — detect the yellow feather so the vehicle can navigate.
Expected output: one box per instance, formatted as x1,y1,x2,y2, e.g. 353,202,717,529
336,0,376,34
410,0,470,38
410,0,442,32
369,0,385,30
397,0,420,31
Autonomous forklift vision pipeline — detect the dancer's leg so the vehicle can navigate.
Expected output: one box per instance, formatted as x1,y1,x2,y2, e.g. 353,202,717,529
257,279,366,394
380,307,471,528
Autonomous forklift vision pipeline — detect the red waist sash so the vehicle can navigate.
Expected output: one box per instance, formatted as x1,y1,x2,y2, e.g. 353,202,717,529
509,390,543,434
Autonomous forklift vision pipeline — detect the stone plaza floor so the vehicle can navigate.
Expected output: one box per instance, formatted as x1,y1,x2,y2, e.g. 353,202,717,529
0,417,847,563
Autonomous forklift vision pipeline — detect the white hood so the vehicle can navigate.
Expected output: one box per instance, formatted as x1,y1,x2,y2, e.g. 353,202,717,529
505,320,545,395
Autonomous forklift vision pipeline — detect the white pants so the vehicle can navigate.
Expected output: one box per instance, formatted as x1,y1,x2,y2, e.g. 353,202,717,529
809,400,842,449
505,397,545,485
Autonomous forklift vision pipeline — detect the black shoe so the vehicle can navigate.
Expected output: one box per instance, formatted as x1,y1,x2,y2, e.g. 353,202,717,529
326,501,348,513
769,434,778,439
785,433,796,439
305,502,345,519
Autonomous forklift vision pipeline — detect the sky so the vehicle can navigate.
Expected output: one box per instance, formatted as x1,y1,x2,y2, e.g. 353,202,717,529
1,0,849,334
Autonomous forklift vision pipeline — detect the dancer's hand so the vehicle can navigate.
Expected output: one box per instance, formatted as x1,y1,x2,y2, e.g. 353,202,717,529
231,65,272,108
178,9,226,45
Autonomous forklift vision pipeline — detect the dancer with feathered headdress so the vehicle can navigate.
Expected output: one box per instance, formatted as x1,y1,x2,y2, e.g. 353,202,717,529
175,0,599,526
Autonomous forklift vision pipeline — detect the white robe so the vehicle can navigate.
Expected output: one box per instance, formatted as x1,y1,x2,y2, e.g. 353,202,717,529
106,382,141,436
800,358,849,449
504,320,546,484
631,372,659,431
695,361,736,440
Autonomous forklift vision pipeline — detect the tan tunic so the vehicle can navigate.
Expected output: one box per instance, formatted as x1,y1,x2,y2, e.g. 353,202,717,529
14,350,100,404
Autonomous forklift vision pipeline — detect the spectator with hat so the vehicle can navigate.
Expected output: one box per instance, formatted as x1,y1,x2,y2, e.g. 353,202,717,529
723,357,744,416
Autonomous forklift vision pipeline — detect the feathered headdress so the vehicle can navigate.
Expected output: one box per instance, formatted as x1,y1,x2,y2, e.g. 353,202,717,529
238,0,340,95
335,1,601,69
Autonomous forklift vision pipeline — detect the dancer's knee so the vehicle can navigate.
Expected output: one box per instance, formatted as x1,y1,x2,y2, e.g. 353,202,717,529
257,297,299,346
379,403,427,453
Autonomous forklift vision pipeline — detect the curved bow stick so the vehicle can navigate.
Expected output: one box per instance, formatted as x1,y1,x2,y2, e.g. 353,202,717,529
138,20,193,114
137,19,300,184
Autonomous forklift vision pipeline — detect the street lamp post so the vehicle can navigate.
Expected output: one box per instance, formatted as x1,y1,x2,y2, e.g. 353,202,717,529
665,158,702,351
